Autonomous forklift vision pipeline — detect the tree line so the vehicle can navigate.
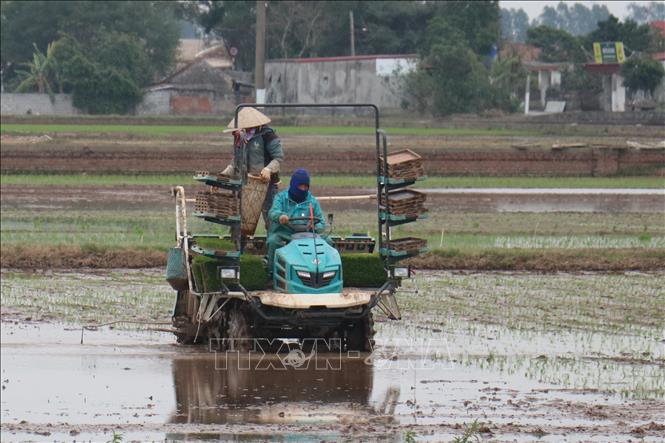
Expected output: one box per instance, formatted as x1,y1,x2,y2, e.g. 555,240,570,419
1,0,663,115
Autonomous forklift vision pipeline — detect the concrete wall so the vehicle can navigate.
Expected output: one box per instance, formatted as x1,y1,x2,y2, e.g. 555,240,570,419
0,93,79,115
135,88,252,115
135,90,172,115
265,57,415,111
2,89,252,117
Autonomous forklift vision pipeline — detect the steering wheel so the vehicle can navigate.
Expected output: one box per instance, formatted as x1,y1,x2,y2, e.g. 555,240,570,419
286,216,322,233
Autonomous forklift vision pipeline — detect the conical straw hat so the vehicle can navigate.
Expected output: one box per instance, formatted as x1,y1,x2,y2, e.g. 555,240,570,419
223,107,271,132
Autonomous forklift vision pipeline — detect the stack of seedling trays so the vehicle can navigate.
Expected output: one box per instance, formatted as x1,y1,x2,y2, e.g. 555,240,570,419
192,172,241,226
381,237,428,258
188,171,246,293
194,188,240,221
193,170,243,188
332,234,376,253
378,148,429,264
380,189,427,217
379,149,426,186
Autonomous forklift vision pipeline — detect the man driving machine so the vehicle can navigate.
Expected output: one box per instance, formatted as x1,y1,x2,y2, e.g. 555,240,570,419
266,169,326,275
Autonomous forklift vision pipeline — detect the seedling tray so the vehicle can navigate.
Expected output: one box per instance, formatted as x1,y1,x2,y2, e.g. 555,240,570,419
380,189,427,216
380,237,428,257
195,189,239,218
193,171,242,189
380,149,426,181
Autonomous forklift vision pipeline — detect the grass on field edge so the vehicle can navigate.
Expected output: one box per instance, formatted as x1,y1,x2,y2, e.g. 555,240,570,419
2,244,663,271
1,174,663,188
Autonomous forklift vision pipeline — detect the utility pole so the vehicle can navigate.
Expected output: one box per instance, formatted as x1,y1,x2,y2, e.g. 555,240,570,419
255,0,266,104
349,10,355,56
524,73,530,115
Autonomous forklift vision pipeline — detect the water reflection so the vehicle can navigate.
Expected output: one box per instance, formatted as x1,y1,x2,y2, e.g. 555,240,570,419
170,354,398,426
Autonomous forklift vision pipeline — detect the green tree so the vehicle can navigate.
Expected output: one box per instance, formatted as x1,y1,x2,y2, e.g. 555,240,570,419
536,2,610,36
15,43,57,99
403,1,503,116
628,2,665,23
501,8,529,42
585,15,654,54
345,1,433,55
94,32,152,87
526,26,586,62
428,43,493,115
406,41,494,116
621,56,665,97
1,1,179,84
183,1,499,63
49,35,87,93
49,35,143,114
489,56,526,110
432,1,501,55
75,66,143,114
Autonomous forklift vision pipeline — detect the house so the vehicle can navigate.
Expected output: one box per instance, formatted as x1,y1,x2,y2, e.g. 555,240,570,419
137,44,253,115
523,61,566,114
584,22,665,112
499,42,541,63
264,54,417,111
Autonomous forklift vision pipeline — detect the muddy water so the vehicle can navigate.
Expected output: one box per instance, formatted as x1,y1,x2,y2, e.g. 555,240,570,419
2,322,664,442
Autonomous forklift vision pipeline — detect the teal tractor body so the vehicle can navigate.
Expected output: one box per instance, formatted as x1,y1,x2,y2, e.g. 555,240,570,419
273,221,343,294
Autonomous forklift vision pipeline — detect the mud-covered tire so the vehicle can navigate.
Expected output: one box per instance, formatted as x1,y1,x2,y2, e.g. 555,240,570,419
225,301,252,351
346,312,375,352
172,290,202,345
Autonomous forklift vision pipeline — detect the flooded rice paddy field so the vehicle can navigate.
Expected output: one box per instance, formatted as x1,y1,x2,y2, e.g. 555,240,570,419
1,269,664,442
2,200,664,253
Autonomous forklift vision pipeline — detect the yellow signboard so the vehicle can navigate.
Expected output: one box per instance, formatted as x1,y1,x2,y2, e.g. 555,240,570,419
593,42,602,64
593,42,625,64
615,42,625,63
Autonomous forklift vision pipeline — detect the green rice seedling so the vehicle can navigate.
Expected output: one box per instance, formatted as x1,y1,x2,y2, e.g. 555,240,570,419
452,420,481,443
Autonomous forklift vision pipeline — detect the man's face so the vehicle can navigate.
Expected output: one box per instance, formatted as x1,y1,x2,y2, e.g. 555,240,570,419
297,184,309,192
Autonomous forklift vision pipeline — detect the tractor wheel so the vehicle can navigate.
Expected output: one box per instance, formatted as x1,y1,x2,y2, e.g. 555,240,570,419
346,311,376,352
225,301,252,351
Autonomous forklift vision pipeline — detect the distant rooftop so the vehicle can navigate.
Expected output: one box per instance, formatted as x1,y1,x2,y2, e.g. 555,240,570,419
267,54,418,63
650,21,665,38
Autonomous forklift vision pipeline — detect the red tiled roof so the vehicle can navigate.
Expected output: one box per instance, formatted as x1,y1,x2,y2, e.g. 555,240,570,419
499,42,541,63
653,51,665,61
585,63,621,75
650,21,665,38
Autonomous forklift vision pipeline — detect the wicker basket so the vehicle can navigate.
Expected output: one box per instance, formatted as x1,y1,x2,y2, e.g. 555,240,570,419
241,174,269,236
195,188,239,218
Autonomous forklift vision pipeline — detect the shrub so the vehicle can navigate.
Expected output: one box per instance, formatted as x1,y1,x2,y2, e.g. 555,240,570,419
621,55,665,96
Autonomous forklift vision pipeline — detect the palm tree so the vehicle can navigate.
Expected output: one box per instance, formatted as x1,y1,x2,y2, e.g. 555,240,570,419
15,43,59,101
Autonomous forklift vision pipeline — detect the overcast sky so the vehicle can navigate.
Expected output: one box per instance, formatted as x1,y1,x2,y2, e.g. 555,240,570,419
500,1,643,20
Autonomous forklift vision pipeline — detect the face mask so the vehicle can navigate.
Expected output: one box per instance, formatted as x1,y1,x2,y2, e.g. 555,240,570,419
288,186,308,203
242,128,256,142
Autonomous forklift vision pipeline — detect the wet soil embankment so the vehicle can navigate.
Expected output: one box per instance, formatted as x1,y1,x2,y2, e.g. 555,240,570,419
2,143,663,176
2,245,664,271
